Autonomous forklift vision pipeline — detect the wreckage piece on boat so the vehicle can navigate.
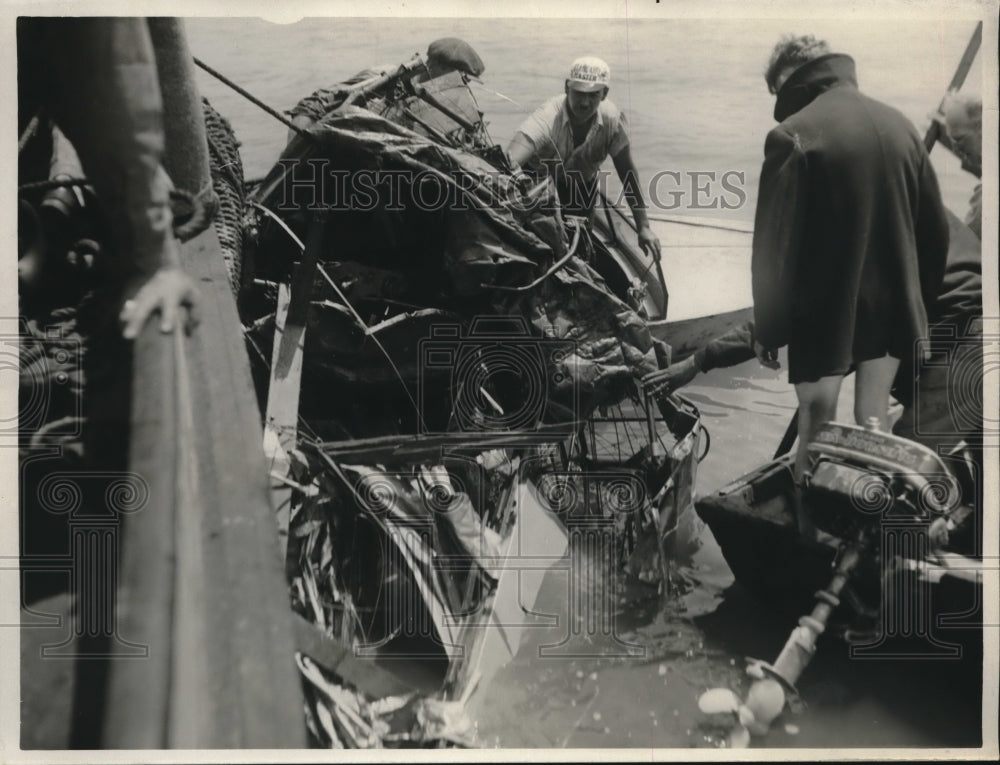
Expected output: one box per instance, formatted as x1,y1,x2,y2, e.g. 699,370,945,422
695,421,983,642
232,62,715,736
244,106,678,443
244,57,752,367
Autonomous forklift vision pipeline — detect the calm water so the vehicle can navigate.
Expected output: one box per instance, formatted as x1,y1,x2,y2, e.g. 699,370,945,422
186,16,980,216
184,16,984,750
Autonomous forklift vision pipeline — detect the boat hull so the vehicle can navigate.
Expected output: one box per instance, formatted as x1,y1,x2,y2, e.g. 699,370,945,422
695,456,838,609
652,306,753,360
696,452,983,633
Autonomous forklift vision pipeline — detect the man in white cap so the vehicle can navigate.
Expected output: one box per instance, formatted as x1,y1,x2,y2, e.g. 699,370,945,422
507,56,661,261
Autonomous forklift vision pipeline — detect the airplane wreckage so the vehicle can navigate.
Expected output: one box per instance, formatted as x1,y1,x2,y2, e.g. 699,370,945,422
17,27,985,750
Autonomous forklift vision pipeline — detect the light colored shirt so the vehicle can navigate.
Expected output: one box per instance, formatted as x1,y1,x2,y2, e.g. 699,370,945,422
510,95,630,183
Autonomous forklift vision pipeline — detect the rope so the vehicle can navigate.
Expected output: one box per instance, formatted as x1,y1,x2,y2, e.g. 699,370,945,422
202,97,246,292
645,213,753,235
169,188,212,242
193,56,313,141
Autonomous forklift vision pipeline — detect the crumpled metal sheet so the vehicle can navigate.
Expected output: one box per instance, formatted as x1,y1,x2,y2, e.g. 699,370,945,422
250,107,669,427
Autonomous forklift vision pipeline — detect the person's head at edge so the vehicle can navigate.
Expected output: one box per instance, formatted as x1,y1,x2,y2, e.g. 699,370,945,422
764,34,832,95
942,93,982,174
564,56,610,125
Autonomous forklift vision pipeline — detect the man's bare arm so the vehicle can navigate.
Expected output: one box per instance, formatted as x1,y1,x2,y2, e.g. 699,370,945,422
612,146,661,260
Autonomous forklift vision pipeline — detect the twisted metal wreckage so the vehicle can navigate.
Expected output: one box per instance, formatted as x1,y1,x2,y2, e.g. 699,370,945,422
218,51,706,746
18,26,984,750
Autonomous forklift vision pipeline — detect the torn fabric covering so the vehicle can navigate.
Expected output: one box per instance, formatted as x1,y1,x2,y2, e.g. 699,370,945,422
250,107,669,431
255,107,559,292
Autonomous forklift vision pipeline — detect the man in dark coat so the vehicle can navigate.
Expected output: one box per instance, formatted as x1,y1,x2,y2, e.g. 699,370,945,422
751,35,951,509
